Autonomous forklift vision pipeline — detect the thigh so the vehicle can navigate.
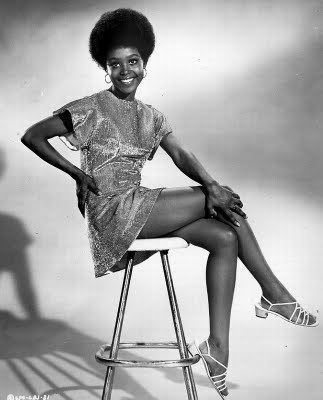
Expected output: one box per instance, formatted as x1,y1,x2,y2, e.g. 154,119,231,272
137,185,206,239
162,217,237,252
137,185,235,247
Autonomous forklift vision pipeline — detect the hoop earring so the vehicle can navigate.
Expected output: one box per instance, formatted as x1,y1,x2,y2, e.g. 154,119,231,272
143,68,147,78
105,73,111,84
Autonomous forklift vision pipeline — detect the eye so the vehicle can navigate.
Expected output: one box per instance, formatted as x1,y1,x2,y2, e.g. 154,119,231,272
109,62,119,68
129,59,138,65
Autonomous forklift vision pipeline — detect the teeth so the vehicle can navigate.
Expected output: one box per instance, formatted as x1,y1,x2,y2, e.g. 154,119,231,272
121,78,134,84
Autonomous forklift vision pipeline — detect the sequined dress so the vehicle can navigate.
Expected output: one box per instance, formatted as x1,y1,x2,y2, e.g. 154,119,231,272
53,88,172,278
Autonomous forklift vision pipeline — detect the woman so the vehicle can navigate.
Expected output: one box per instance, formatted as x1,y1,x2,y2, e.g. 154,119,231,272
21,8,318,399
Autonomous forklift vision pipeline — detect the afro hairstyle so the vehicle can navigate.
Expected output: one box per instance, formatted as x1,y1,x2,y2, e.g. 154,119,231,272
89,8,155,71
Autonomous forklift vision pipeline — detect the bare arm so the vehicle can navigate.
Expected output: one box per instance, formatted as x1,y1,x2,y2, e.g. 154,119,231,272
160,133,219,188
21,115,83,181
21,115,100,217
160,133,246,226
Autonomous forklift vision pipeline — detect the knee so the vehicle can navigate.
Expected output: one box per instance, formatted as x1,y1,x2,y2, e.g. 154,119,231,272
209,225,238,251
220,226,238,247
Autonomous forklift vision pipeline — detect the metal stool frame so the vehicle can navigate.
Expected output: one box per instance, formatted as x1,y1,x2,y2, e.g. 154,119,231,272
95,249,200,399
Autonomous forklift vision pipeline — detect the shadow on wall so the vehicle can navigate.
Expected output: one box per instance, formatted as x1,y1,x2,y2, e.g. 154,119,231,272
0,148,40,319
0,309,239,398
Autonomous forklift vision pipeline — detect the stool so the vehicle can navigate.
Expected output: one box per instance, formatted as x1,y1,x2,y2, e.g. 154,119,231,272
95,237,200,400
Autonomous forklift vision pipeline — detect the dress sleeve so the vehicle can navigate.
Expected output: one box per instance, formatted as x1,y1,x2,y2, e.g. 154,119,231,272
53,94,97,151
148,108,172,161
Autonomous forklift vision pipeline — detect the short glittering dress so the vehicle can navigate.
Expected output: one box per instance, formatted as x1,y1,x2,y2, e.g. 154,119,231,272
53,88,172,278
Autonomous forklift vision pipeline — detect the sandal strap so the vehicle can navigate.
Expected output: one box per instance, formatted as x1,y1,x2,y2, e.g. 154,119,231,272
297,307,304,324
215,382,227,391
210,373,227,380
261,295,297,310
262,296,314,326
205,339,228,370
300,308,309,325
290,303,300,322
291,304,308,325
210,372,227,378
198,338,228,394
210,377,227,390
211,376,226,384
302,310,308,325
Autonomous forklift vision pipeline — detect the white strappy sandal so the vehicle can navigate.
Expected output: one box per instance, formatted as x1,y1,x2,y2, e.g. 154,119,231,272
255,294,319,327
188,338,228,399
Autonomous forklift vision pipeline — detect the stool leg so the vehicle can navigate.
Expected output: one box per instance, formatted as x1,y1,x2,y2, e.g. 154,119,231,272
160,250,199,400
101,251,135,400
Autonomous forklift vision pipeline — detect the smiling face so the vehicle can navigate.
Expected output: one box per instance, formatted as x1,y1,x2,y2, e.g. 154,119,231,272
106,46,145,100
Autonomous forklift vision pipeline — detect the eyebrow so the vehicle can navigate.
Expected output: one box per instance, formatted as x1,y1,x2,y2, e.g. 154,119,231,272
107,54,140,61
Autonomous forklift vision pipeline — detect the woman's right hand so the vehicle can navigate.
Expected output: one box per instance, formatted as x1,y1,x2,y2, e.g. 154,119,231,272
75,172,101,217
20,115,101,218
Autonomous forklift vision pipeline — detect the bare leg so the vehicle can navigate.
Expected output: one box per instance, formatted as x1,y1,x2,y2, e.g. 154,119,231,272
138,186,239,395
138,185,287,303
138,185,316,324
214,212,316,324
133,185,316,394
155,216,238,396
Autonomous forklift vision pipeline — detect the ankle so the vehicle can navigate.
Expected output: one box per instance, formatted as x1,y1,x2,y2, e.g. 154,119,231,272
261,290,274,303
207,335,229,352
261,284,291,301
261,282,290,300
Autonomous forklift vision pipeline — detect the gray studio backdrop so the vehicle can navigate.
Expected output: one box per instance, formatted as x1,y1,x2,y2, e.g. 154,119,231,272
1,1,322,399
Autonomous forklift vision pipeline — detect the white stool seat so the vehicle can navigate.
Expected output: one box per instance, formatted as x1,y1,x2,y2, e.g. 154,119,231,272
128,236,189,251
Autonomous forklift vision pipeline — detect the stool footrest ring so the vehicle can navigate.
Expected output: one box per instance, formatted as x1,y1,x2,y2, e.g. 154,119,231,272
95,342,200,368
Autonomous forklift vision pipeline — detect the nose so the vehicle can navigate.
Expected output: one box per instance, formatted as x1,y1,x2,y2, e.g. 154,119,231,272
120,62,130,76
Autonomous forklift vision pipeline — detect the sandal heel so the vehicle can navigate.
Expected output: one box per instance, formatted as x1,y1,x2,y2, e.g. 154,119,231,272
255,304,268,318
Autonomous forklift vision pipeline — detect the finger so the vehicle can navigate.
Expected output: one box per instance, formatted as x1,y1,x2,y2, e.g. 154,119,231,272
88,179,102,195
210,209,218,219
76,188,82,208
231,192,240,199
235,199,243,208
223,209,240,227
231,205,247,219
77,192,85,215
79,200,85,217
82,187,90,210
89,184,102,196
77,197,85,217
207,208,217,219
79,185,88,215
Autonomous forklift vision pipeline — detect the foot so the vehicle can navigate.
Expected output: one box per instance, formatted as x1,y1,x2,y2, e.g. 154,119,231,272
261,290,317,325
198,337,229,396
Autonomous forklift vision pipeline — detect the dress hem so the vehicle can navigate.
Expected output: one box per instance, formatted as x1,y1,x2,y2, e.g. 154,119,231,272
93,186,166,278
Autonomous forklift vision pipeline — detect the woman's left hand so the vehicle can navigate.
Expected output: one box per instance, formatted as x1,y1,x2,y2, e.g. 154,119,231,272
205,182,247,225
222,184,248,218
